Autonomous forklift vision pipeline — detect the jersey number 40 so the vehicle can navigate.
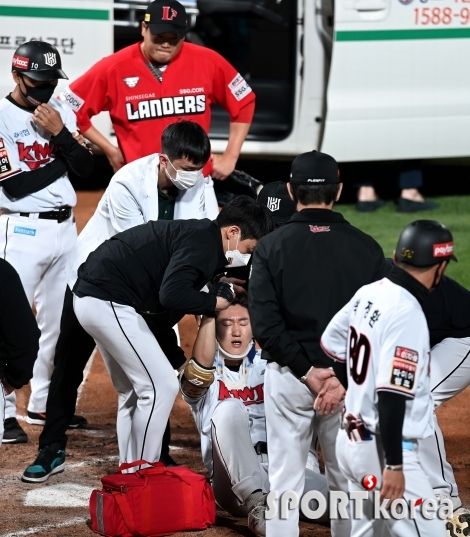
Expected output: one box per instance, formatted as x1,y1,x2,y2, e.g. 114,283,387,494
349,327,371,385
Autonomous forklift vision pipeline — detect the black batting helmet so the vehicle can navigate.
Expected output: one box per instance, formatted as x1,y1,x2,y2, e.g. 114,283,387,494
12,41,68,81
395,220,458,267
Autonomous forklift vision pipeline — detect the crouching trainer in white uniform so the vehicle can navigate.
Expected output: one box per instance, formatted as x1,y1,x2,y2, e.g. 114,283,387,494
321,220,455,537
73,196,273,468
180,296,329,536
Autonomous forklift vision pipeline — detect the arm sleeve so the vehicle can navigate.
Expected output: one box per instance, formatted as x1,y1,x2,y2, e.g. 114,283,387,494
51,127,93,178
1,157,68,199
0,120,65,197
107,177,146,233
159,233,218,315
248,242,311,378
211,53,256,121
0,261,40,388
59,60,112,132
378,391,407,465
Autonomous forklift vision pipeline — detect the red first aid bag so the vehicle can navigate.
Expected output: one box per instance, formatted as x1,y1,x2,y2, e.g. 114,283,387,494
89,460,216,537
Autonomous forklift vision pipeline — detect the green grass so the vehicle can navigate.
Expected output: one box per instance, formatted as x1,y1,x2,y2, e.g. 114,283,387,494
334,196,470,288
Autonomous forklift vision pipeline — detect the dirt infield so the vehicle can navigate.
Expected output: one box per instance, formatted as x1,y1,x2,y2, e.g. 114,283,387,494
0,191,468,537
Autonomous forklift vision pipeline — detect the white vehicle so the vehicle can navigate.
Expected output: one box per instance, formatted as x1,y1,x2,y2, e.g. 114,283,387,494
193,0,470,162
0,0,114,138
2,0,469,162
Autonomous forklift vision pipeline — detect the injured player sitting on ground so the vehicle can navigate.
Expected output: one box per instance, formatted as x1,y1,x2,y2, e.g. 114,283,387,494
179,296,329,537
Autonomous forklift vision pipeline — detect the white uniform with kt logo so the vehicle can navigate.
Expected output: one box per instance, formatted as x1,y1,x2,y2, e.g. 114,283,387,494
322,277,446,537
0,97,78,420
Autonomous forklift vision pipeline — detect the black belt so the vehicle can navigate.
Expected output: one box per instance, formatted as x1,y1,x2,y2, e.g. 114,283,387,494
254,441,268,455
19,206,72,223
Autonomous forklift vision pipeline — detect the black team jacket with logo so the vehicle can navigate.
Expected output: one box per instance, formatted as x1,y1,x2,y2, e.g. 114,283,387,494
249,209,387,377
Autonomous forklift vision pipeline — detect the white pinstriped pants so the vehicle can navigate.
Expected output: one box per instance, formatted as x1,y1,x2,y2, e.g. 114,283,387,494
418,337,470,509
73,295,179,468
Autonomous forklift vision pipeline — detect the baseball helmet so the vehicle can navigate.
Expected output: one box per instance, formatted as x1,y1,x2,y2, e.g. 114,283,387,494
12,41,68,81
395,220,458,267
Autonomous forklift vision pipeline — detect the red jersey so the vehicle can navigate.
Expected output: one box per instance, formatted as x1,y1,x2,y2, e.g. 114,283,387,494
59,42,255,170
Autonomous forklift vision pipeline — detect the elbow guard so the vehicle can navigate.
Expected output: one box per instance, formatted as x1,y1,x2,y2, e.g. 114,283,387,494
179,358,215,399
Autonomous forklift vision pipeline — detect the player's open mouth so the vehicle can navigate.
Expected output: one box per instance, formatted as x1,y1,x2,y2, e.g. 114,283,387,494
231,340,242,348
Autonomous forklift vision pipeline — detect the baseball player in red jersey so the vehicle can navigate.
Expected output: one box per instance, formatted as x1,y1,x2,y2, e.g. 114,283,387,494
59,0,256,218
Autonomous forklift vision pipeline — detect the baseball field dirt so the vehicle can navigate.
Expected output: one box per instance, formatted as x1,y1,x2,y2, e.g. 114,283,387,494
0,191,467,537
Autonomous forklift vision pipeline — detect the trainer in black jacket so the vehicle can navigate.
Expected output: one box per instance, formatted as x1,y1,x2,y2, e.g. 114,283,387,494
250,207,386,376
248,151,386,536
74,218,228,317
71,197,272,470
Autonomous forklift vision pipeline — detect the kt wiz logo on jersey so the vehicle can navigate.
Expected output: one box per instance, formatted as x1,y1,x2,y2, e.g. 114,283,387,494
126,94,206,122
17,141,57,170
217,380,264,406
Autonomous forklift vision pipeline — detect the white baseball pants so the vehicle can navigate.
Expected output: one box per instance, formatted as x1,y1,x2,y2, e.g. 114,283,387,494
336,429,446,537
0,213,76,417
264,362,351,537
210,398,329,520
73,295,179,467
417,336,470,509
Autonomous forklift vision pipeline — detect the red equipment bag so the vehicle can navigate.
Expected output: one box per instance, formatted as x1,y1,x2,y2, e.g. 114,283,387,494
89,460,216,537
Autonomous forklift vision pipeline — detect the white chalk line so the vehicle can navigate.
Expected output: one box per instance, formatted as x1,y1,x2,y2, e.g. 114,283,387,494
0,516,87,537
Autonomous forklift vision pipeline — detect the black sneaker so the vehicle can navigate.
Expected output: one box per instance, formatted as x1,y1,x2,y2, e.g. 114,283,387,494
69,415,88,429
22,443,66,483
26,411,87,429
2,418,28,444
160,453,179,467
25,411,47,426
356,199,386,213
397,198,439,213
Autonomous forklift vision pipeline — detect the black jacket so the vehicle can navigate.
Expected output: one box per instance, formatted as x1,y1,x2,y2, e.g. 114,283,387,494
249,209,387,377
74,219,227,317
0,259,40,388
423,275,470,348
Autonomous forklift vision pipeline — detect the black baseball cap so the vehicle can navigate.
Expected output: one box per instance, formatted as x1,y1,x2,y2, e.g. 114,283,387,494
290,150,340,185
144,0,188,38
258,181,296,226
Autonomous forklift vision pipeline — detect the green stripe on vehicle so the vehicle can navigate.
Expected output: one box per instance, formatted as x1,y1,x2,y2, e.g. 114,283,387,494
0,6,109,20
336,28,470,41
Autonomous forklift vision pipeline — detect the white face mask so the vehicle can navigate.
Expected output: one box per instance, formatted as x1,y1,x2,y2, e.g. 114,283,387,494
225,234,251,268
164,157,202,190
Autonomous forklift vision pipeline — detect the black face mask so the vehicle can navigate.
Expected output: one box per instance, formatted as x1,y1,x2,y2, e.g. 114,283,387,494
19,75,56,108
